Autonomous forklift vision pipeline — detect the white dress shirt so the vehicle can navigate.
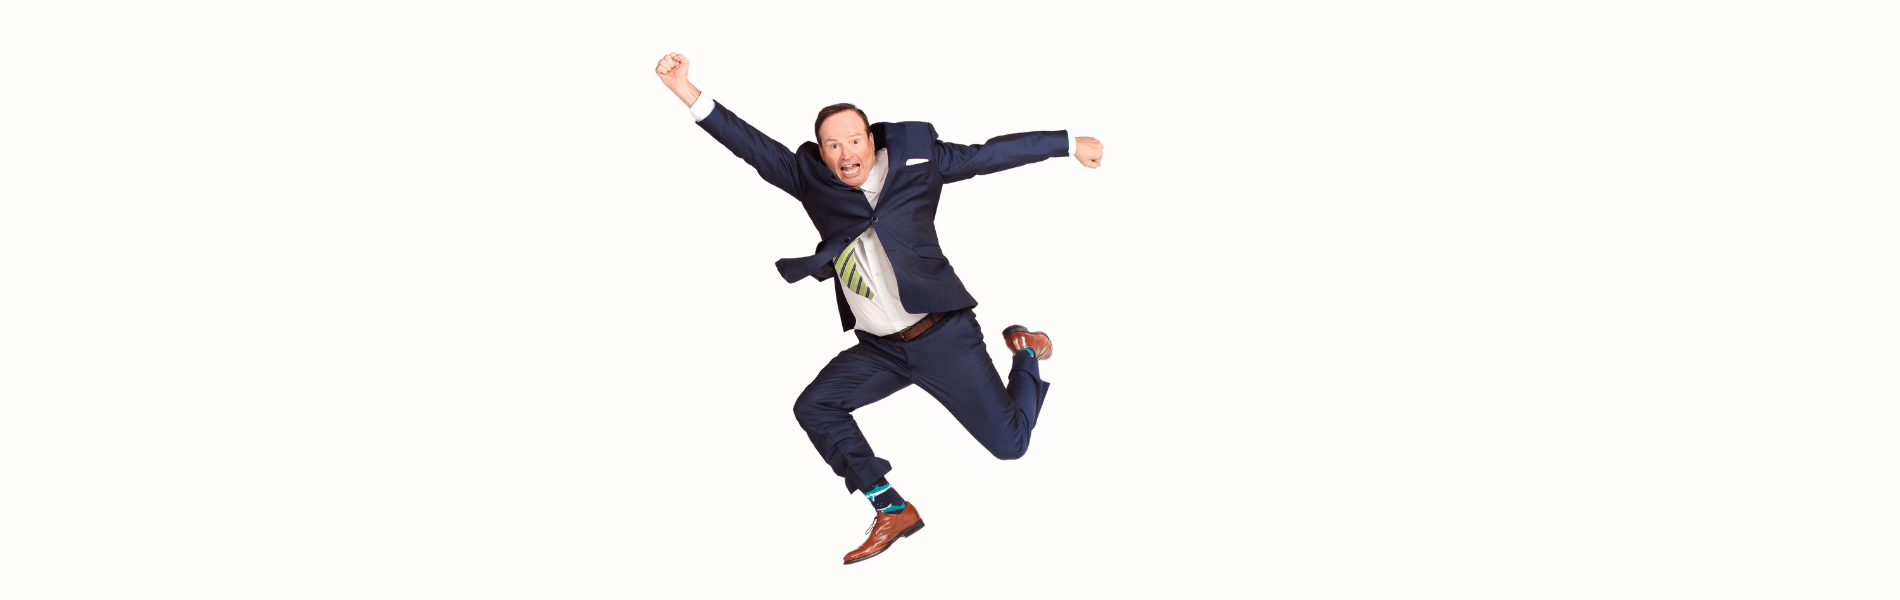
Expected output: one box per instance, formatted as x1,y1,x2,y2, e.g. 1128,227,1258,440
837,148,931,335
689,95,1074,335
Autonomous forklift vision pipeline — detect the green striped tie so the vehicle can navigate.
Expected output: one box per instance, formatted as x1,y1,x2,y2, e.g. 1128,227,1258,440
833,232,875,299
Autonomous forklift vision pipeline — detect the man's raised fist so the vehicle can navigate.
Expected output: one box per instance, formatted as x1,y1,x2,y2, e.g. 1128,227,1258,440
655,52,690,88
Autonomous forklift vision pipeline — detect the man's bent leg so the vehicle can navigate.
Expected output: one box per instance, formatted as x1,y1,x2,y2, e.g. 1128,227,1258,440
792,343,914,492
903,310,1051,460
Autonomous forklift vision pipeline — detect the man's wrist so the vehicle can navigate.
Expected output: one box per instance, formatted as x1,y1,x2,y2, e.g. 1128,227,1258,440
672,82,703,112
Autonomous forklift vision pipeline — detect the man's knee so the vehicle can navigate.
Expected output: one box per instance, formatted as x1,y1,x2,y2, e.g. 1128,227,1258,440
987,440,1029,461
791,392,837,430
791,399,817,428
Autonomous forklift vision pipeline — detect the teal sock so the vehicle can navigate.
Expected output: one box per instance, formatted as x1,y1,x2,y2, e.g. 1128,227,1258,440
863,479,907,514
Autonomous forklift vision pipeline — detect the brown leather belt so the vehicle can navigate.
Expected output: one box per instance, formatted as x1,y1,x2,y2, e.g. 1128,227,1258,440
883,312,949,342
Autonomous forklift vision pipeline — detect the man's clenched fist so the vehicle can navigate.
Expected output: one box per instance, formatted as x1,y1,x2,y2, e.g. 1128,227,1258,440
655,52,700,107
656,52,690,86
1074,136,1104,168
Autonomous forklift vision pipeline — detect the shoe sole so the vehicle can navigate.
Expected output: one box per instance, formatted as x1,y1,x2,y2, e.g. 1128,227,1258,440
1001,325,1052,360
842,520,925,565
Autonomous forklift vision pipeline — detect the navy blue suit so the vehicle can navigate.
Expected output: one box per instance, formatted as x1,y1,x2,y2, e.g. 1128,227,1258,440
694,100,1063,492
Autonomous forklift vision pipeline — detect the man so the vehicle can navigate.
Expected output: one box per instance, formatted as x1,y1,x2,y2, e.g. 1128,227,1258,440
654,52,1104,565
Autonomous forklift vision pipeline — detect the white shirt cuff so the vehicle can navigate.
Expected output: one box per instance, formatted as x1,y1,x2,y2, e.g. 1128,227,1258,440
1066,133,1075,157
689,95,717,122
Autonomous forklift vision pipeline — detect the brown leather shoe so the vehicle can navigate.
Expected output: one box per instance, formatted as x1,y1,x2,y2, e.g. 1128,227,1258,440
842,505,925,565
1002,325,1054,360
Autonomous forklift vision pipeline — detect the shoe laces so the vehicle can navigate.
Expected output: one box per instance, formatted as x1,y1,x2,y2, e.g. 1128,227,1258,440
864,514,881,536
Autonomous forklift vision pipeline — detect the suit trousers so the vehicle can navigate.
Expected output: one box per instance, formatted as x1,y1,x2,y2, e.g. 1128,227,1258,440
792,308,1052,493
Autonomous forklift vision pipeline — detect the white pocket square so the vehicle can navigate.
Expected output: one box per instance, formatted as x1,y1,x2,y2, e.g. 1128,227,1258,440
905,158,929,166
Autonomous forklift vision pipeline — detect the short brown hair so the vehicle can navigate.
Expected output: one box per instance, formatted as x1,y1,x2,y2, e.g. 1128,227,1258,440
814,103,870,142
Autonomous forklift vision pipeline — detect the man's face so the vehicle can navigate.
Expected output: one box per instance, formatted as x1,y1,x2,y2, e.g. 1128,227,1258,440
818,111,874,188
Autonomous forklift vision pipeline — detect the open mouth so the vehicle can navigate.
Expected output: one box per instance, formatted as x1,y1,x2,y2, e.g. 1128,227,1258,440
840,161,862,179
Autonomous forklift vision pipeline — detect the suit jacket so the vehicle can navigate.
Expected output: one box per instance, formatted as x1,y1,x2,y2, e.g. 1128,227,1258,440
696,100,1069,330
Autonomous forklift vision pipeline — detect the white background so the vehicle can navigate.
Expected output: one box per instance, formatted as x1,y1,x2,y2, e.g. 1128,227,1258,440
3,1,1896,598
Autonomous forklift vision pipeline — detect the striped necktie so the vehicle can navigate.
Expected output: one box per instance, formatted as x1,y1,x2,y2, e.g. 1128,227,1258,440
833,232,875,299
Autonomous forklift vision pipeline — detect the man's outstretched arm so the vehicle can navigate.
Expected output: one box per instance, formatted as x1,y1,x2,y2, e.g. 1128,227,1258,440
655,52,804,198
933,129,1106,183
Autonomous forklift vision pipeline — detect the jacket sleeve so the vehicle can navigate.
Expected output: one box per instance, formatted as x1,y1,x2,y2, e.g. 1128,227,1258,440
930,125,1071,184
695,100,805,198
